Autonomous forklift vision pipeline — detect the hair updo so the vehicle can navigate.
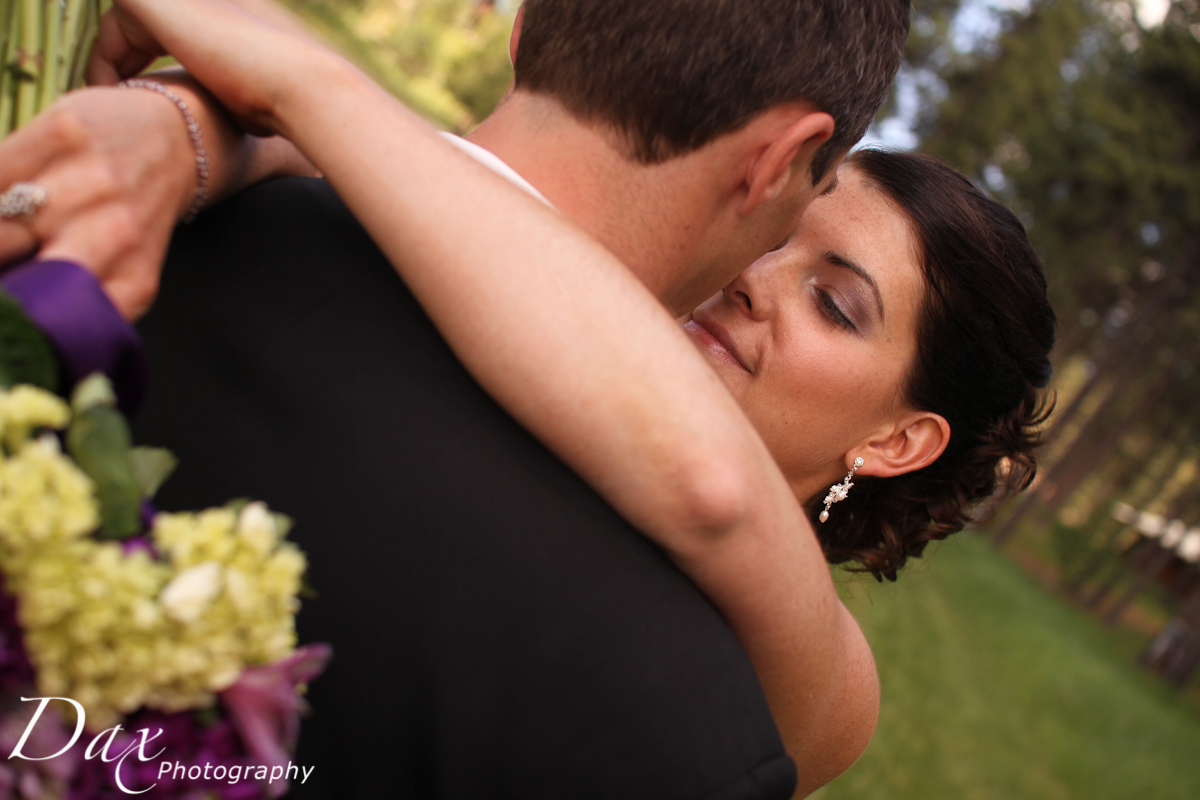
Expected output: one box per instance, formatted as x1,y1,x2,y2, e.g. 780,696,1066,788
813,148,1057,581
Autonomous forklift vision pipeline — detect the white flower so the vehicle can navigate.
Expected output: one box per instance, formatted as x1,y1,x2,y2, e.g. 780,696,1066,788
237,502,277,556
160,562,223,623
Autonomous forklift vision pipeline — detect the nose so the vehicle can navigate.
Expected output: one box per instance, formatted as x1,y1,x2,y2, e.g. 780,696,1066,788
722,260,775,321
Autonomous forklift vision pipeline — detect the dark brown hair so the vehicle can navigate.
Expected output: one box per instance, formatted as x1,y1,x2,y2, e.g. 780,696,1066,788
814,148,1057,581
513,0,911,182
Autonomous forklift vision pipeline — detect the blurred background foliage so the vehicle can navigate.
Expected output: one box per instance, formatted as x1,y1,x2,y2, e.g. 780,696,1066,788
866,2,1200,793
917,0,1200,695
279,0,515,132
272,0,1200,794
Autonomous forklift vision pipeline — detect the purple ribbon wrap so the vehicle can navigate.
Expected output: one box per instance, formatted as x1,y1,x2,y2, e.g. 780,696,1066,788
1,259,147,414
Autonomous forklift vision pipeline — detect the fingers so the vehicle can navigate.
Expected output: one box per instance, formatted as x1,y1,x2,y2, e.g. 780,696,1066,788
0,190,150,320
1,173,173,321
0,111,97,267
27,159,174,321
40,212,166,320
85,33,123,86
95,259,164,321
0,221,37,269
86,9,162,86
0,110,91,197
0,146,115,266
4,157,123,253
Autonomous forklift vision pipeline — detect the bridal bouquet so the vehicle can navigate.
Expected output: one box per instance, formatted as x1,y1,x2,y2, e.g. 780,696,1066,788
0,284,328,797
1,5,329,797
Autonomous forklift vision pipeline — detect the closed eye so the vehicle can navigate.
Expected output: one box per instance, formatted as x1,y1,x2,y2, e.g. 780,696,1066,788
817,289,857,332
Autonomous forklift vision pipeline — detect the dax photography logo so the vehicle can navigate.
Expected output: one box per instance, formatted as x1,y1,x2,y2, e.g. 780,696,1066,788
7,696,316,795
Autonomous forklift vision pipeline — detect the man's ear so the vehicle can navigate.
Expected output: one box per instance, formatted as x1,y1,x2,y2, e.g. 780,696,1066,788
509,4,525,67
739,107,835,216
853,413,951,479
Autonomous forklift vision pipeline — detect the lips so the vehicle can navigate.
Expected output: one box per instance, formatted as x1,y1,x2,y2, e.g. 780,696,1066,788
684,318,751,373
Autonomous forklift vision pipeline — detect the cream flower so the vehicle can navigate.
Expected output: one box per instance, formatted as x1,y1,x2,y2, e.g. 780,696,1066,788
160,561,224,623
237,502,278,556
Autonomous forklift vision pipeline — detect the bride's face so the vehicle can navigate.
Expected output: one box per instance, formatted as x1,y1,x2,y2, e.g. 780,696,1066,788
685,166,925,501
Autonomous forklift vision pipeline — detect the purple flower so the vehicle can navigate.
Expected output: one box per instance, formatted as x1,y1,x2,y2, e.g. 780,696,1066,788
67,708,262,800
0,575,35,695
0,697,78,800
219,645,332,798
121,535,158,559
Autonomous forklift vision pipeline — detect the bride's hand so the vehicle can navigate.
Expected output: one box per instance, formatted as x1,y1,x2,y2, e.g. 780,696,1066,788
87,0,333,136
0,86,199,317
86,3,167,86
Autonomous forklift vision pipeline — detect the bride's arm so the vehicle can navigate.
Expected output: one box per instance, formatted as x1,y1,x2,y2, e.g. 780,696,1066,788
111,1,877,791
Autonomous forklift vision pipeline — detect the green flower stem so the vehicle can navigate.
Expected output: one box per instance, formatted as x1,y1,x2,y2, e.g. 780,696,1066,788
2,1,100,137
37,0,61,111
0,0,12,77
14,0,43,129
74,0,99,91
61,0,90,92
0,0,16,136
0,0,11,56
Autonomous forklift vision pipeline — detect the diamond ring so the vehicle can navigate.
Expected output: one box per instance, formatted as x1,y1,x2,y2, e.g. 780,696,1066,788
0,183,49,220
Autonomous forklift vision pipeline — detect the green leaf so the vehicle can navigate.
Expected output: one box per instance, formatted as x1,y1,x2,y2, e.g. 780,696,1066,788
0,289,58,392
223,498,251,516
192,706,221,728
67,405,142,540
129,447,177,500
271,512,294,539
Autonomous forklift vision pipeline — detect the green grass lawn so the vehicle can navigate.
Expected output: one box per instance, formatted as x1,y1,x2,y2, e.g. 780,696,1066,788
811,532,1200,800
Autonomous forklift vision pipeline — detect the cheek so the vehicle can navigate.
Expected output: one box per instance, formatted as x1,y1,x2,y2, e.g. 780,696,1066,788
741,342,842,465
741,330,902,474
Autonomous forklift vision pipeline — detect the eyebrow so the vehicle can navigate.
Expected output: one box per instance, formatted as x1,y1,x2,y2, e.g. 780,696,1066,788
818,174,840,197
824,251,884,321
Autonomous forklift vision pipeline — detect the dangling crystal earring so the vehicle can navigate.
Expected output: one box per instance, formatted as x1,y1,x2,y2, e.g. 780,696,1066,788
820,457,863,523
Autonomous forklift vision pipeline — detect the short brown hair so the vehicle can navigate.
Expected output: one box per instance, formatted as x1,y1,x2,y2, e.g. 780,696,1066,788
513,0,911,181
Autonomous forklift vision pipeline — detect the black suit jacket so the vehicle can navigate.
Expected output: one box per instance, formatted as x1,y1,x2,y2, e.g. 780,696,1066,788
134,178,796,799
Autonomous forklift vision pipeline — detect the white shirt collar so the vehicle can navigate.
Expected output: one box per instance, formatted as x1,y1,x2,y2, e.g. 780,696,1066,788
440,132,553,208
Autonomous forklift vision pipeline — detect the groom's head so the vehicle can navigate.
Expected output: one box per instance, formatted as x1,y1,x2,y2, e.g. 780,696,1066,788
513,0,910,184
500,0,910,312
